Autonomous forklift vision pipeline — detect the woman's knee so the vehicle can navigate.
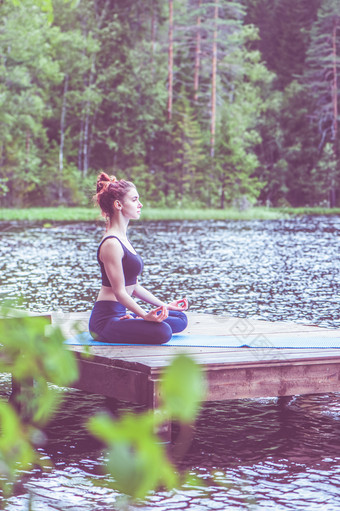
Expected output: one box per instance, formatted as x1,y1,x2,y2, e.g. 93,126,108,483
154,322,172,344
178,311,188,329
166,311,188,333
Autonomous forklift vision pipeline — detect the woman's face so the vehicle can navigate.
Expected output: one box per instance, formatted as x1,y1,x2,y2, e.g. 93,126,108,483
121,187,143,220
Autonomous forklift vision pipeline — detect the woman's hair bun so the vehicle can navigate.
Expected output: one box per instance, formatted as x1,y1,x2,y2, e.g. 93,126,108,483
94,171,134,217
96,172,117,193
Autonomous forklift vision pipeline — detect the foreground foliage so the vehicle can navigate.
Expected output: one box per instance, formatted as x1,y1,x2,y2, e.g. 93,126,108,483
0,306,206,507
88,355,206,500
0,308,78,501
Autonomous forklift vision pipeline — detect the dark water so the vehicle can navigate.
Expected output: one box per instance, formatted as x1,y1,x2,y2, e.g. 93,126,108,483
0,216,340,510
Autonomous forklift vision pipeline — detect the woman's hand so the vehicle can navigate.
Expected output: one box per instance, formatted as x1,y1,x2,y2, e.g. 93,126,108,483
167,298,188,311
143,306,168,322
119,314,133,320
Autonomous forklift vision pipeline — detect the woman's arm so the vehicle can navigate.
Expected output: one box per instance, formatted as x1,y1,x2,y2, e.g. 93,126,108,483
132,283,166,307
133,283,188,311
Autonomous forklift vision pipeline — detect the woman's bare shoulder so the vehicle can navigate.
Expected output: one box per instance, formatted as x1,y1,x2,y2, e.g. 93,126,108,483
99,236,124,261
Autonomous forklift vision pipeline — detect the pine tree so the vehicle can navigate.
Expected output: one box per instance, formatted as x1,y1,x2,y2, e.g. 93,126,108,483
168,93,205,203
304,0,340,206
213,24,273,207
244,0,321,89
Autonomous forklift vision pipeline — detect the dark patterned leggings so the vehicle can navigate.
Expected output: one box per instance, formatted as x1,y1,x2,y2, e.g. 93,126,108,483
89,300,188,344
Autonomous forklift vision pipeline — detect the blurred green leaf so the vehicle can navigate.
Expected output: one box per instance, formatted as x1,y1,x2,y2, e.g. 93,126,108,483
160,354,206,423
0,304,77,499
0,314,78,394
88,354,207,500
88,411,178,499
0,401,38,497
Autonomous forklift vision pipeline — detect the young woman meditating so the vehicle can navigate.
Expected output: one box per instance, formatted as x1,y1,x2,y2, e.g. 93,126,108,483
89,172,188,344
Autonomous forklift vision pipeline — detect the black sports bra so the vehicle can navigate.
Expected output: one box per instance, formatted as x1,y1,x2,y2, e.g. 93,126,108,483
97,236,143,287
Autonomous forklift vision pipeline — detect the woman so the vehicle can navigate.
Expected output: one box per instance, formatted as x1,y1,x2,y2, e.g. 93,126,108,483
89,172,188,344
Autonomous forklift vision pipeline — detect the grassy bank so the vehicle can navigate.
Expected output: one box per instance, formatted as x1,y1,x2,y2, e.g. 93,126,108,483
0,206,339,223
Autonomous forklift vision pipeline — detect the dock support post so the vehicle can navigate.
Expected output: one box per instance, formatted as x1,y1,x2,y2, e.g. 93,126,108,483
148,378,172,444
9,375,34,421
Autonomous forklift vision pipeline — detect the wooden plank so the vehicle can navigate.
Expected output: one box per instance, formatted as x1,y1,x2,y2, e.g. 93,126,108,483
70,347,340,404
202,359,340,401
67,344,340,360
70,346,340,366
138,346,340,362
185,313,337,336
71,354,149,404
1,310,52,322
72,350,152,373
143,355,340,401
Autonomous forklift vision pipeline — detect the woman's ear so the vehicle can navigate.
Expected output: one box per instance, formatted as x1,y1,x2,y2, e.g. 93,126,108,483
114,200,122,210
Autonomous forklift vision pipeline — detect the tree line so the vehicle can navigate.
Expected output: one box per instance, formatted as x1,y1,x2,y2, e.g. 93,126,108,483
0,0,339,209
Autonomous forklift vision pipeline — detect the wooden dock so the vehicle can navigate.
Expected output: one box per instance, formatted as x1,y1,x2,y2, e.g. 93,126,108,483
52,312,340,427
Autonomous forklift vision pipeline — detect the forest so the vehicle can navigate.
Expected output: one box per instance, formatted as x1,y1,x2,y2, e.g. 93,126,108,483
0,0,340,209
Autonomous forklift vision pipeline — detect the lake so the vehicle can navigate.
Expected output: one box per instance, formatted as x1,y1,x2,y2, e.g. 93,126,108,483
0,216,339,510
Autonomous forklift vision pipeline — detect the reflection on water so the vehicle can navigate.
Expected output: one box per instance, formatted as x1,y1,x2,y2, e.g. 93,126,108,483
0,216,339,510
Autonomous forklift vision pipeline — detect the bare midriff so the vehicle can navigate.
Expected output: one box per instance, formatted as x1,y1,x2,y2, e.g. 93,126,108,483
96,284,136,302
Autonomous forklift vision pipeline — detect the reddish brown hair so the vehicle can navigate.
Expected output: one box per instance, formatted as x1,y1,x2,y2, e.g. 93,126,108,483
94,172,134,218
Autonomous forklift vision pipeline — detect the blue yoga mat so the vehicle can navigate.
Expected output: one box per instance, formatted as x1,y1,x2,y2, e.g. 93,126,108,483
64,332,340,349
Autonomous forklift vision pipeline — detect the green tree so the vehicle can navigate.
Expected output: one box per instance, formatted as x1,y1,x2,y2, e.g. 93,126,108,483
310,142,339,205
303,0,340,206
254,80,321,207
42,0,99,203
244,0,321,90
4,0,339,209
212,25,273,207
12,0,54,23
167,94,205,203
0,0,62,206
244,0,333,207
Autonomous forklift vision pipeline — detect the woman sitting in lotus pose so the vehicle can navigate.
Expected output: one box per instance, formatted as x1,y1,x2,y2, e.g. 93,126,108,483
89,172,188,344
